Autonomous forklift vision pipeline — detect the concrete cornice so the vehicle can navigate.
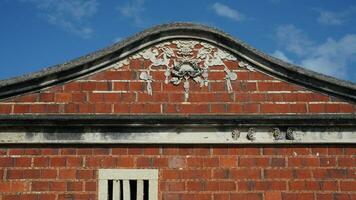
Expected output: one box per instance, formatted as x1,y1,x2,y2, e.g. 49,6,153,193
0,23,355,102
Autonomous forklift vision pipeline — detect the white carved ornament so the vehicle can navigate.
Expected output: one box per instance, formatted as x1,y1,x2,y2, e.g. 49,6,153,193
113,40,254,101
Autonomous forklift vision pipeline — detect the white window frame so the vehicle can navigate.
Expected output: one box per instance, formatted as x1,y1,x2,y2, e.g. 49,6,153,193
98,169,158,200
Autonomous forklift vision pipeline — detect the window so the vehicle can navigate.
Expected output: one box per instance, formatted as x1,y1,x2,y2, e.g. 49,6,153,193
98,169,158,200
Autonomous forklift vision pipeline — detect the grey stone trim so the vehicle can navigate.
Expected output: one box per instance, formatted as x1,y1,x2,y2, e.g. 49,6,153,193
0,23,355,102
0,114,355,144
0,126,355,144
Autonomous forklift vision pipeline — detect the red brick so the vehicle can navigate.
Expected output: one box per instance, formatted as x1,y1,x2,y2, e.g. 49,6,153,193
46,104,59,113
320,157,336,167
264,169,293,179
66,157,83,167
81,82,96,91
261,103,290,113
290,103,307,113
203,157,219,167
64,103,79,113
24,149,40,155
254,181,286,190
112,147,128,155
239,157,269,167
227,104,243,113
95,82,111,91
7,170,23,179
131,103,161,113
50,157,66,167
85,181,96,191
59,169,77,179
41,169,57,179
309,104,326,113
32,181,49,191
23,169,40,179
55,93,72,102
77,170,95,179
38,194,56,200
72,93,86,102
265,192,282,200
325,104,339,112
117,157,134,167
220,156,237,168
212,169,230,179
30,104,47,113
174,104,209,113
78,103,95,113
338,157,355,167
67,182,83,191
230,168,261,179
0,158,13,167
339,104,354,112
39,93,54,102
243,103,260,113
50,182,66,191
282,193,314,200
103,93,121,102
113,82,129,91
129,82,144,91
95,103,112,113
288,157,320,167
13,104,30,113
161,181,185,191
60,148,76,155
321,181,338,191
340,181,356,191
14,157,32,167
41,148,59,155
230,193,262,200
0,182,11,192
64,82,81,91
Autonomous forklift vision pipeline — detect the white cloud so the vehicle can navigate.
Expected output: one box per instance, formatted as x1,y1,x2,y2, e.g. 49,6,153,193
317,7,356,26
271,50,293,63
211,3,244,22
318,11,346,25
275,25,356,79
117,0,145,26
276,24,313,56
301,35,356,79
20,0,98,38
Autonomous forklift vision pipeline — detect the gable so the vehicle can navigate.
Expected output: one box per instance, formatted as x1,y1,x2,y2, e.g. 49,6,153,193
0,36,354,115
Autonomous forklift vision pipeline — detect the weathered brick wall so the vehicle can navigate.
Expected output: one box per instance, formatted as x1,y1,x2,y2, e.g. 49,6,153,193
0,57,355,114
0,146,355,200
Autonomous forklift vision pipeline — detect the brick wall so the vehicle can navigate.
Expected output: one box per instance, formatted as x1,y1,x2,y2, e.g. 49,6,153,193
0,146,355,200
0,43,355,200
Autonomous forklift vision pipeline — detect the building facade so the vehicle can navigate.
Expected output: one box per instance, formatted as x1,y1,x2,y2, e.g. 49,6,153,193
0,23,355,200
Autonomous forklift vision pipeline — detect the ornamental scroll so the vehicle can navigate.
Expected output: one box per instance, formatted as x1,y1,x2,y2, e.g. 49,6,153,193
114,40,254,101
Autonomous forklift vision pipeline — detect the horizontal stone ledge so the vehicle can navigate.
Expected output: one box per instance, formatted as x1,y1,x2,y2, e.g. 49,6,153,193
0,126,355,144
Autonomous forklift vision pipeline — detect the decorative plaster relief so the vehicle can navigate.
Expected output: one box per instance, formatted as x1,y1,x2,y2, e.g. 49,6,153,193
113,39,254,101
231,129,240,140
272,128,283,140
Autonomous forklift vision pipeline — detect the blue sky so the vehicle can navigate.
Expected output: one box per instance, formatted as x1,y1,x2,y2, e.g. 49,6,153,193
1,0,356,82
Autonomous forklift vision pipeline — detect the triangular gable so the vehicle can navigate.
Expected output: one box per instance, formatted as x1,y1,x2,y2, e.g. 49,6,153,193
0,23,355,115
